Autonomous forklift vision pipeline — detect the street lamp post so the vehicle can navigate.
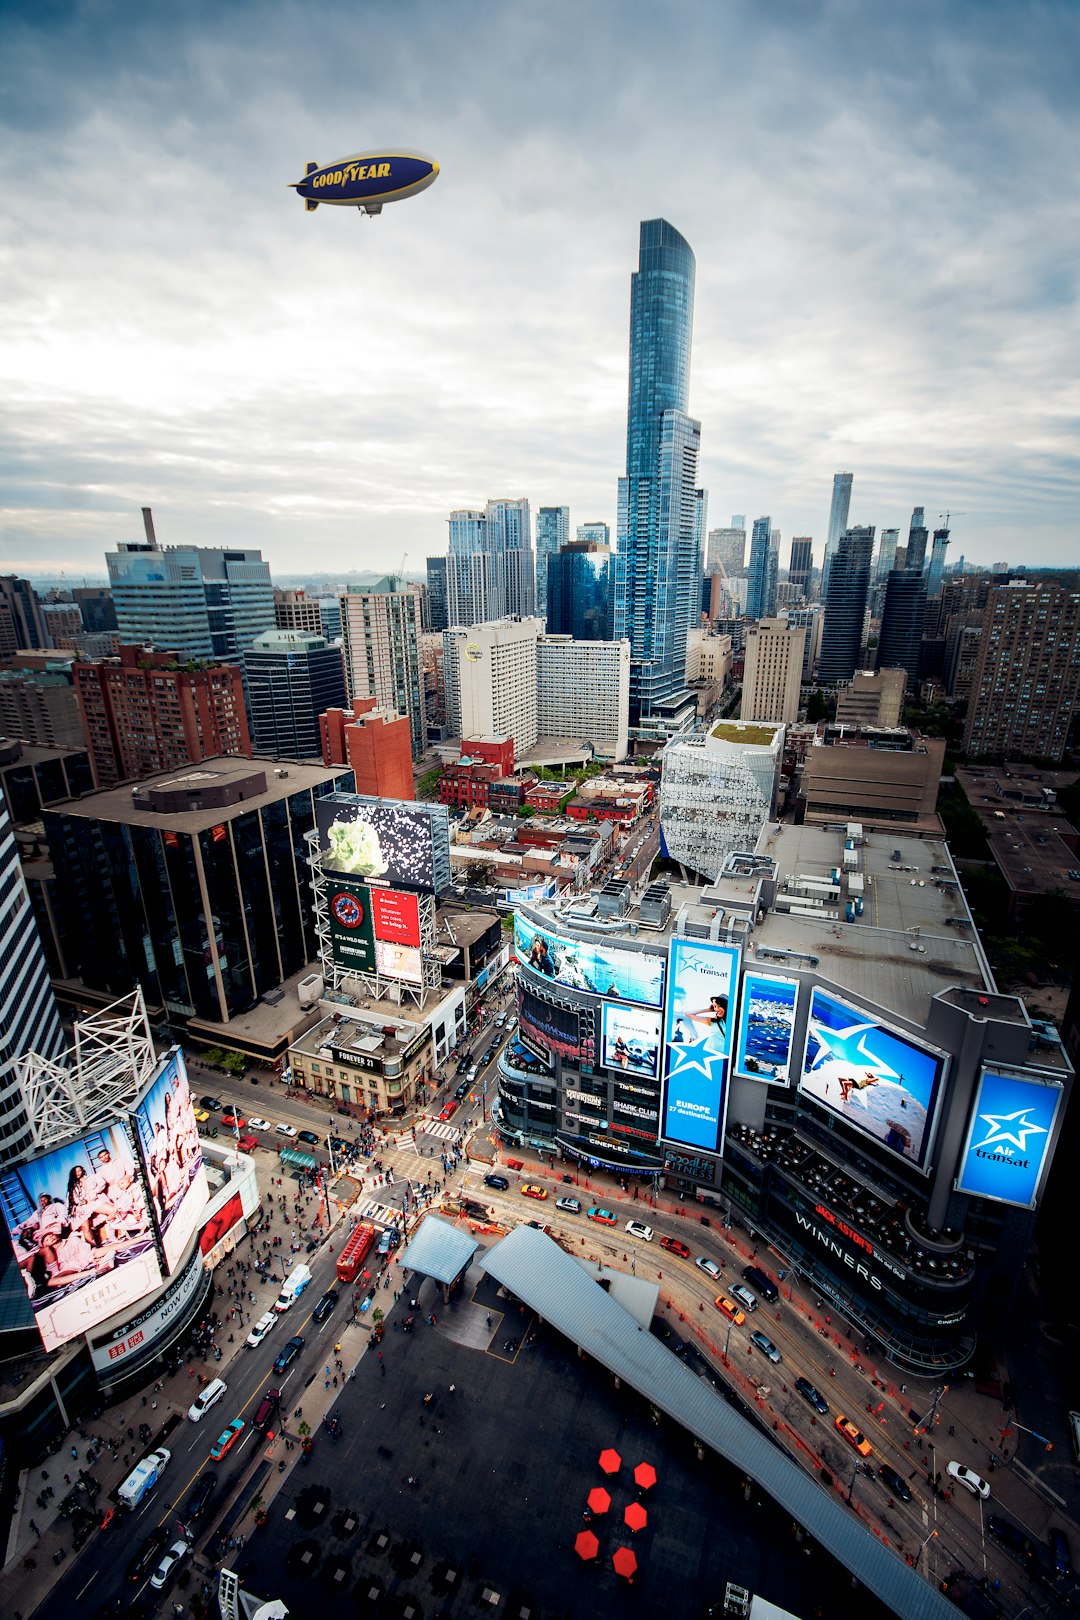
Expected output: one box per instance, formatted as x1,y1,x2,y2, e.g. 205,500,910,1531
847,1458,859,1506
916,1527,938,1573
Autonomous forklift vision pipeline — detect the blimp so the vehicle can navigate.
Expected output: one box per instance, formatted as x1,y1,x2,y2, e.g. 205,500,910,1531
290,149,439,216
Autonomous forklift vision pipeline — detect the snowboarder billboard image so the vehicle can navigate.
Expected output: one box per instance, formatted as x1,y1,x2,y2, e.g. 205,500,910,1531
800,987,946,1169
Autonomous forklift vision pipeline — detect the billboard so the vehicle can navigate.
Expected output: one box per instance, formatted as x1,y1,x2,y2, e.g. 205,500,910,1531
954,1068,1062,1208
514,912,665,1007
660,938,741,1153
0,1123,162,1352
199,1190,246,1269
374,938,422,985
733,972,799,1084
601,1003,662,1080
316,795,448,893
327,880,377,974
370,887,422,948
132,1049,209,1273
800,987,947,1169
519,987,583,1063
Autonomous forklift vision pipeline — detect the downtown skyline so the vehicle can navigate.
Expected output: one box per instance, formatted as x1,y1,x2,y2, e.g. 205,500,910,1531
2,1,1078,577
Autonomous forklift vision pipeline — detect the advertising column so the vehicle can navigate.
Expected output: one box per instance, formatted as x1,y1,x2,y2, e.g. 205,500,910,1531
660,937,741,1154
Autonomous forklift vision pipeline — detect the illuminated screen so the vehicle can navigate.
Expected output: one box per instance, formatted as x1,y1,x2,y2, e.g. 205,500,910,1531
200,1190,246,1269
519,987,583,1062
660,938,741,1153
132,1049,209,1273
514,912,665,1007
601,1003,662,1079
370,888,422,948
316,795,448,893
955,1068,1062,1208
374,939,422,985
800,987,946,1169
0,1124,162,1352
733,972,799,1084
328,880,377,974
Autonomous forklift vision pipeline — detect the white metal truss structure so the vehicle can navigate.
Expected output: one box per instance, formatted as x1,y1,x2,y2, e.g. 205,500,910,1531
659,734,773,881
17,988,159,1153
217,1567,290,1619
307,833,442,1009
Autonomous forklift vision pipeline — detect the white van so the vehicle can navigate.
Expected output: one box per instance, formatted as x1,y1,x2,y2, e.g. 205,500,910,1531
188,1376,228,1422
274,1262,313,1313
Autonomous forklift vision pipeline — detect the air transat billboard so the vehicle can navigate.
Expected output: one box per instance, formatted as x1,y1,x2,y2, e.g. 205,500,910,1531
954,1068,1062,1209
660,938,741,1153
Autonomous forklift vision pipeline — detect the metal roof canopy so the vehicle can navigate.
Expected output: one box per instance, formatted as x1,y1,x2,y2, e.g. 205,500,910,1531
400,1215,479,1286
481,1226,958,1620
279,1147,317,1170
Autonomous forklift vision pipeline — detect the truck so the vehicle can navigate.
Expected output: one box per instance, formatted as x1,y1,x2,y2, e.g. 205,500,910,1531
274,1262,313,1312
118,1447,171,1509
336,1222,377,1283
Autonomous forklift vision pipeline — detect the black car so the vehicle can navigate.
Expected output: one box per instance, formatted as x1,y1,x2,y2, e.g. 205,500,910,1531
454,1080,470,1099
987,1514,1037,1563
742,1264,779,1303
127,1527,169,1583
329,1136,350,1152
877,1463,912,1503
199,1095,223,1112
273,1335,305,1373
312,1289,339,1322
297,1129,319,1145
186,1470,217,1520
794,1376,829,1415
484,1173,509,1190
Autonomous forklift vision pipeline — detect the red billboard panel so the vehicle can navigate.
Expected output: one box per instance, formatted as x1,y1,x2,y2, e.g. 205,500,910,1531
370,888,422,947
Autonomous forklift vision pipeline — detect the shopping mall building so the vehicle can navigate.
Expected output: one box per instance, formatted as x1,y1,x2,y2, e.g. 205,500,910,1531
497,821,1072,1374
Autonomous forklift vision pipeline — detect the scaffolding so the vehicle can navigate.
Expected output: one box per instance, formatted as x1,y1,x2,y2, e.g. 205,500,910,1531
16,989,158,1153
659,733,774,881
307,832,442,1010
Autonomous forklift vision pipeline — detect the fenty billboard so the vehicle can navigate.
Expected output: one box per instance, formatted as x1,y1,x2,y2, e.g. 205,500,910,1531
514,912,665,1007
733,972,799,1084
660,938,741,1153
131,1049,209,1273
955,1068,1062,1209
316,795,448,894
0,1124,162,1353
800,987,946,1170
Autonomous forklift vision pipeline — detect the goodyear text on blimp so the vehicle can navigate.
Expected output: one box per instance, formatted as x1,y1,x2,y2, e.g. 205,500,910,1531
314,162,392,188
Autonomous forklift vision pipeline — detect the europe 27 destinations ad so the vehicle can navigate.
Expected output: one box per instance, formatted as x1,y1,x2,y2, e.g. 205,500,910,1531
660,938,740,1153
955,1068,1062,1208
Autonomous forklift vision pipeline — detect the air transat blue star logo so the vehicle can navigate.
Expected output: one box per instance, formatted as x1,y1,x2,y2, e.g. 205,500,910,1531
806,1017,903,1081
973,1107,1048,1157
667,1039,725,1085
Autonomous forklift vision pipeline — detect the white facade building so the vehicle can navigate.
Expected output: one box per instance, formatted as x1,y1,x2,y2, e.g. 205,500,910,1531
536,637,630,761
659,721,783,881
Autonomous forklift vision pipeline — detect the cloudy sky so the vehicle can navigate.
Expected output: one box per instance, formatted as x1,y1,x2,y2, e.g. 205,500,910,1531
2,0,1078,579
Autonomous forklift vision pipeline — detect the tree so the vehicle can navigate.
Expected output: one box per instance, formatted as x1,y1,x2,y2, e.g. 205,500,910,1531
805,689,832,723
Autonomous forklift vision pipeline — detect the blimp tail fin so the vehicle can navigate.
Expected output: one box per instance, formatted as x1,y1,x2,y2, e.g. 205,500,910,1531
305,161,319,175
305,198,319,212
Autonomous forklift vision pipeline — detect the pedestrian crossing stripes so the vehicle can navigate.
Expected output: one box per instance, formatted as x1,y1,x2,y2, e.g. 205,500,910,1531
419,1119,461,1141
355,1199,402,1227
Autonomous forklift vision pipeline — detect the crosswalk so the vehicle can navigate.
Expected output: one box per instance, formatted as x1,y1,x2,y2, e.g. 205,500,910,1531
353,1198,403,1227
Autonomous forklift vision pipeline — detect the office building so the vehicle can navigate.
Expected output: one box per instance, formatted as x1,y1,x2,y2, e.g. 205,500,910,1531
707,525,746,577
243,630,346,759
536,637,630,761
486,499,535,618
0,668,84,750
74,644,251,788
963,580,1080,762
784,606,823,684
576,522,610,548
0,738,93,827
874,529,899,582
44,755,353,1029
72,587,117,635
745,517,774,620
41,602,83,648
658,721,783,880
835,667,906,729
0,800,68,1165
614,220,705,732
534,506,569,626
106,524,274,661
446,547,500,629
821,473,853,594
926,528,950,597
547,541,614,641
818,526,874,685
443,618,542,755
0,577,47,659
273,588,323,635
788,538,812,599
317,597,342,641
425,556,449,633
741,619,805,724
320,697,415,801
876,568,926,693
905,506,929,575
339,577,427,761
799,725,945,828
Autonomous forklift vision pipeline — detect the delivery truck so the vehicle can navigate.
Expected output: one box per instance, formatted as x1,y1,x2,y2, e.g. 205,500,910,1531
274,1262,313,1312
118,1447,171,1509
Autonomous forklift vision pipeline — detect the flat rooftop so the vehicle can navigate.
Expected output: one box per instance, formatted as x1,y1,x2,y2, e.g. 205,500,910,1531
47,754,350,832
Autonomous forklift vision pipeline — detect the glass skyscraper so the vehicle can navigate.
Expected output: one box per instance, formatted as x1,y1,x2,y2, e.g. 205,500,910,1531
534,506,569,627
745,516,773,619
614,220,704,730
547,542,614,640
818,525,875,684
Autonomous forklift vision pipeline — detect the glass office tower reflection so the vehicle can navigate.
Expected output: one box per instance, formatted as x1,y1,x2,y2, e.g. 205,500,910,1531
547,543,613,641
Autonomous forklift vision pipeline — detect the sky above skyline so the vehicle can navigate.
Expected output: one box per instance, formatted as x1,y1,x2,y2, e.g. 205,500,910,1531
2,0,1078,579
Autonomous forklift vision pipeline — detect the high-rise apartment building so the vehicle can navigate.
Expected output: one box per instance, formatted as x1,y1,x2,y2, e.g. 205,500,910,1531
534,506,569,626
821,473,853,595
0,800,68,1165
835,667,906,729
0,669,84,749
425,556,449,632
41,602,83,648
547,542,613,641
273,588,322,635
876,569,927,692
339,577,427,760
818,526,874,685
875,529,900,582
784,605,824,683
486,499,535,618
317,598,342,641
536,637,630,761
788,537,812,599
244,630,347,758
614,220,704,732
745,517,775,619
741,618,806,724
72,586,117,635
74,644,251,788
446,500,535,625
446,547,500,629
707,525,746,577
443,618,542,754
905,506,929,575
0,577,47,660
106,531,274,662
576,522,610,547
963,581,1080,762
321,697,415,801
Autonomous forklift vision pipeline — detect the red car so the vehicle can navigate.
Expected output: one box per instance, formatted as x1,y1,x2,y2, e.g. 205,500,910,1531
237,1133,258,1152
587,1207,617,1226
659,1236,691,1259
221,1111,245,1129
438,1102,456,1122
521,1184,548,1201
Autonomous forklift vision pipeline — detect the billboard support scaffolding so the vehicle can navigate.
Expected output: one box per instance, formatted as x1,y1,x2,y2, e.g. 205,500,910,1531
18,989,158,1155
308,834,441,1007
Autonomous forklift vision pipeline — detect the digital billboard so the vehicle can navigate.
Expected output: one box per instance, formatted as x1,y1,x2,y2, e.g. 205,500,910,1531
200,1190,246,1269
954,1068,1062,1208
601,1003,662,1079
800,987,946,1169
316,795,449,894
327,879,377,974
519,987,583,1063
0,1123,162,1352
733,972,799,1084
370,887,422,948
132,1049,209,1273
660,938,741,1153
514,912,665,1007
374,939,422,985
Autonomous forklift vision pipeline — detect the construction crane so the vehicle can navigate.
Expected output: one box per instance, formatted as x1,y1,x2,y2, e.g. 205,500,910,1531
936,513,968,528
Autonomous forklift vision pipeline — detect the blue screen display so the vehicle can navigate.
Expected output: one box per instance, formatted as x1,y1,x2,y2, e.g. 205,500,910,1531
660,938,740,1153
955,1068,1062,1208
733,972,799,1084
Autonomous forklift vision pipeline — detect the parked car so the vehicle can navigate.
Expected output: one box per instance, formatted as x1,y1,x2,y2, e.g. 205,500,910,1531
834,1415,873,1457
729,1284,757,1312
312,1289,339,1323
794,1376,829,1415
193,1108,210,1124
237,1133,259,1152
587,1207,617,1226
297,1130,319,1145
275,1122,298,1137
199,1096,223,1112
947,1460,990,1499
714,1295,746,1326
221,1111,245,1129
749,1330,781,1363
150,1539,189,1591
127,1528,169,1583
252,1389,280,1432
1048,1526,1072,1577
273,1336,304,1374
695,1255,722,1281
484,1173,509,1191
742,1264,779,1303
659,1236,691,1258
625,1220,654,1242
555,1196,581,1214
186,1471,217,1520
987,1515,1036,1562
209,1418,245,1461
247,1117,271,1131
376,1228,400,1256
877,1464,912,1503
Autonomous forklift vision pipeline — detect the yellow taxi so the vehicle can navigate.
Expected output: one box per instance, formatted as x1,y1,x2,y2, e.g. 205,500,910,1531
714,1295,747,1326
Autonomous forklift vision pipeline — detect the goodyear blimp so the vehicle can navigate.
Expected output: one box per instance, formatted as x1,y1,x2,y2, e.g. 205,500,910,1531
290,149,439,217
